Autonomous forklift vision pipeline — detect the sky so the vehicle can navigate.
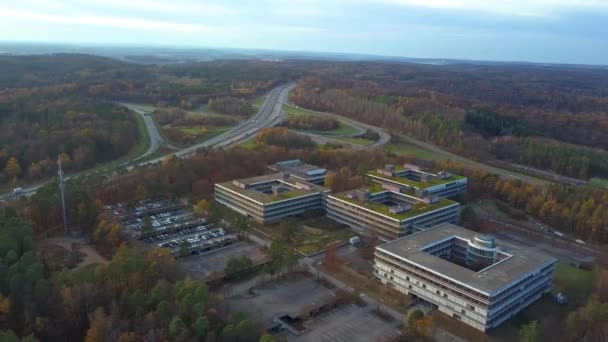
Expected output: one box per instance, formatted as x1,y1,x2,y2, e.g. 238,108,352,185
1,0,607,65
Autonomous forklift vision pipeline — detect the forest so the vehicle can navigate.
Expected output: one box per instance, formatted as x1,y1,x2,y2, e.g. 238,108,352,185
0,54,311,187
207,97,254,116
289,62,608,179
1,134,607,340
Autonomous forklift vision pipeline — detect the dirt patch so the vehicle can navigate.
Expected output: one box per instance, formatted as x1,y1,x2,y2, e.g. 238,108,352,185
40,237,107,269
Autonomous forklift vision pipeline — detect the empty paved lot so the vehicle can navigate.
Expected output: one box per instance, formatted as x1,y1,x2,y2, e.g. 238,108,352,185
227,275,337,327
179,242,266,279
293,304,401,342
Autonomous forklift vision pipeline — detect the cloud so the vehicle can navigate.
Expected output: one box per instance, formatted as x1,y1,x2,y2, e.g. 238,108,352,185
80,0,234,15
383,0,608,17
0,8,230,33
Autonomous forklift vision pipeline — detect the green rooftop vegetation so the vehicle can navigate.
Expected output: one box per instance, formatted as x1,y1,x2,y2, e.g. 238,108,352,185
368,170,466,188
217,178,324,204
335,187,457,220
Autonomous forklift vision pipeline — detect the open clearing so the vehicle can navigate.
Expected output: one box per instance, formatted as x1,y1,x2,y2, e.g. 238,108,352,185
41,237,107,268
589,177,608,189
284,104,361,137
386,142,443,161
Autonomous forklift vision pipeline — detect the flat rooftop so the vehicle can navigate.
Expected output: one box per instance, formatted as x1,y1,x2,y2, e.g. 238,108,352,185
377,223,556,295
268,159,327,178
330,185,458,221
368,165,466,189
216,173,328,204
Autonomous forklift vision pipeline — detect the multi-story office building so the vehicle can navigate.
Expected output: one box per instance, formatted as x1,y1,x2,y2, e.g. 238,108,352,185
326,185,460,241
214,173,330,223
368,164,467,198
374,223,556,331
267,159,327,185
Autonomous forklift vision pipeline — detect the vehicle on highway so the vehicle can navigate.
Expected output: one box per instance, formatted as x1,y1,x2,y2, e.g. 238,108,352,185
12,187,24,198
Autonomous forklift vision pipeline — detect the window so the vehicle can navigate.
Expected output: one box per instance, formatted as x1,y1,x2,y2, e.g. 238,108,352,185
443,294,448,298
422,284,426,289
461,309,466,315
436,290,440,295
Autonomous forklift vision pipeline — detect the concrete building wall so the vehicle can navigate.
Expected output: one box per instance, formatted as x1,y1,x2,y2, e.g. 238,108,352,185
214,184,327,223
373,249,556,332
325,196,460,241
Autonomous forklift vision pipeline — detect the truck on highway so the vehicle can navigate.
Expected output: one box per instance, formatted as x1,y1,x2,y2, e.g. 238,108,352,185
12,187,24,198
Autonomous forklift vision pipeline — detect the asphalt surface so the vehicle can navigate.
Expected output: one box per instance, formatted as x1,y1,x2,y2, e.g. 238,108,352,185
119,103,179,158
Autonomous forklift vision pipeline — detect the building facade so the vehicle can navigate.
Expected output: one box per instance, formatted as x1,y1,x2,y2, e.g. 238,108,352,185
326,186,460,241
374,223,557,331
368,164,468,198
214,173,330,223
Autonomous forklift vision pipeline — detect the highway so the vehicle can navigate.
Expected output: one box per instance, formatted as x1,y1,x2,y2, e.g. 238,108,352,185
0,83,294,199
119,103,179,158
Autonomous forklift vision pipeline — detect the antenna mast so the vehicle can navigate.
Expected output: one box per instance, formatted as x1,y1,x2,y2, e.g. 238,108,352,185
58,156,68,234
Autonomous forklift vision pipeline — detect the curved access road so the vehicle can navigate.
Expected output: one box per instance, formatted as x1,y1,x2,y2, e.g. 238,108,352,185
119,103,179,159
284,105,391,150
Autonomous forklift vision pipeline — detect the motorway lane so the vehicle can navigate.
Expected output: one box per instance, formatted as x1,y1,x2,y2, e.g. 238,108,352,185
139,83,294,164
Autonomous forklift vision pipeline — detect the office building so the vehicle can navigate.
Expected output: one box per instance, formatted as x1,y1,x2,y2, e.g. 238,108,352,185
326,185,460,241
267,159,327,185
368,164,467,198
374,223,557,331
214,173,330,223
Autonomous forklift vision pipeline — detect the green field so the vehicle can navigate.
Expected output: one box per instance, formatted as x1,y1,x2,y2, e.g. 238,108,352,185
283,104,361,137
336,137,372,146
385,143,443,160
252,97,265,108
283,104,317,117
589,178,608,189
553,262,597,298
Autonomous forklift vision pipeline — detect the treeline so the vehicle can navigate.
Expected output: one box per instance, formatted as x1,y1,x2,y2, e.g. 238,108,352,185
284,115,339,131
0,55,311,109
256,127,315,149
437,160,608,242
207,97,254,116
0,91,139,186
291,62,608,178
0,213,258,340
490,137,608,179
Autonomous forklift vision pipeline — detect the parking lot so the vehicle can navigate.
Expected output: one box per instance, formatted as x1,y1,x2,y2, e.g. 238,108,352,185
105,198,238,257
294,304,401,342
227,275,337,327
226,274,400,341
179,242,266,279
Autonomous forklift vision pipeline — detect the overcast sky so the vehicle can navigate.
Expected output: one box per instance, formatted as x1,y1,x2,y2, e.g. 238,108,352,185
1,0,607,64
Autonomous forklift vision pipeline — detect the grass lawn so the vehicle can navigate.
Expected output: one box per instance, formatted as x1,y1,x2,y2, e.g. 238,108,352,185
257,214,353,255
301,122,360,136
284,104,360,137
336,137,372,146
293,217,354,255
589,177,608,189
283,104,319,117
252,97,265,108
385,142,443,161
553,262,597,299
163,125,230,147
236,139,259,150
489,263,598,341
